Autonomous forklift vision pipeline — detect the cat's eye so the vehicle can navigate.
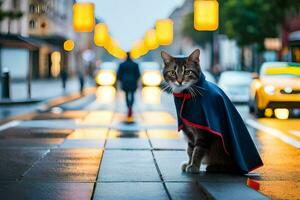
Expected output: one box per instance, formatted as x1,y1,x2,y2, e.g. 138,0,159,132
185,70,192,75
168,71,176,77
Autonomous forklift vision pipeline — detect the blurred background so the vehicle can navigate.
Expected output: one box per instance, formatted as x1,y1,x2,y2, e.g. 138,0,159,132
0,1,300,199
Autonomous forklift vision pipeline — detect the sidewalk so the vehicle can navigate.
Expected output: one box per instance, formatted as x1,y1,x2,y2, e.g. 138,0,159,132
0,78,94,120
0,101,268,199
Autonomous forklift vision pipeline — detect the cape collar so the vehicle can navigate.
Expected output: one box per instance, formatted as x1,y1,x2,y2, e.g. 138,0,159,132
173,74,206,100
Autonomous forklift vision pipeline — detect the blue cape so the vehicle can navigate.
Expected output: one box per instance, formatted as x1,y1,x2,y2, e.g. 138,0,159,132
173,74,263,174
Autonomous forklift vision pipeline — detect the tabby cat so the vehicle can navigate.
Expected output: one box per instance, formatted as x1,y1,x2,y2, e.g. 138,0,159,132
161,49,237,173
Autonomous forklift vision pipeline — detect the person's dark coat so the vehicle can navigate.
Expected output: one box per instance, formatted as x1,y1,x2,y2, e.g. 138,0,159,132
173,74,263,174
117,58,140,91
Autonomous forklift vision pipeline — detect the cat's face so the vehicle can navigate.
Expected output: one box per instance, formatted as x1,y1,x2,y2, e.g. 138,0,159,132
161,49,201,93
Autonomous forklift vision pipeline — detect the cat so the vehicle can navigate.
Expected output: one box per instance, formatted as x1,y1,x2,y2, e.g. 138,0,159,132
161,49,239,174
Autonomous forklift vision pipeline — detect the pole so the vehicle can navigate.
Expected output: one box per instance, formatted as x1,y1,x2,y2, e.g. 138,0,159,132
27,51,32,99
0,45,2,97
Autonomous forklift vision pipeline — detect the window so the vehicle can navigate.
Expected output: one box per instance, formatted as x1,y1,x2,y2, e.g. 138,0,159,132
12,0,20,10
29,4,36,13
29,19,36,29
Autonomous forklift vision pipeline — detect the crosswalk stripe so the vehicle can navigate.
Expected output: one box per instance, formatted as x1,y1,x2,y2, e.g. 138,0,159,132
246,119,300,148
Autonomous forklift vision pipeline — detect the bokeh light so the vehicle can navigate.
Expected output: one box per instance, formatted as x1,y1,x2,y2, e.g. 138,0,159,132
73,3,95,32
63,39,75,52
194,0,219,31
156,19,173,45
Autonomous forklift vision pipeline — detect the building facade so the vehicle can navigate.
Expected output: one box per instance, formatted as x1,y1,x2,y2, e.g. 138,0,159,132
0,0,77,80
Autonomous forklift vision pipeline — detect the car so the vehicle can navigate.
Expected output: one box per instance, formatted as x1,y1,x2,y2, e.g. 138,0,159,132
139,62,162,87
249,62,300,117
218,71,252,103
94,62,117,86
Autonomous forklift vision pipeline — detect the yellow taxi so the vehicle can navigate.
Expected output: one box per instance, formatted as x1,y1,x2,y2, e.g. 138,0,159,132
249,62,300,118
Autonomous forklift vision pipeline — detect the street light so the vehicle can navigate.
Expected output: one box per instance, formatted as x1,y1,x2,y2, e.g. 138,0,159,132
194,0,219,31
130,40,148,59
105,39,126,59
156,19,173,45
73,3,95,32
63,39,75,52
144,29,159,50
94,23,109,47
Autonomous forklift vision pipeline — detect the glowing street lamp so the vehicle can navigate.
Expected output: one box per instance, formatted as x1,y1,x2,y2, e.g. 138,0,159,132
194,0,219,31
73,3,95,32
105,38,126,60
144,29,159,50
156,19,173,45
94,23,109,47
131,40,148,59
63,39,75,52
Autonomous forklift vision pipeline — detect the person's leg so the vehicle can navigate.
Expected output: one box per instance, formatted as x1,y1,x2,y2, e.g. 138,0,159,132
125,91,130,108
127,91,134,117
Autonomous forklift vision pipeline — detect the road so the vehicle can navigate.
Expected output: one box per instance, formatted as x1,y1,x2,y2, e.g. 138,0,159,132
0,86,299,199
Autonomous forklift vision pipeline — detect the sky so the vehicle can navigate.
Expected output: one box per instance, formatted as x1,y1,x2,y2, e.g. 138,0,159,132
78,0,185,51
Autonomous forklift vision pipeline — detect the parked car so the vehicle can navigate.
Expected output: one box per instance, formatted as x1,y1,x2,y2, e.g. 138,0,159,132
249,62,300,117
94,62,117,86
139,62,162,87
218,71,252,103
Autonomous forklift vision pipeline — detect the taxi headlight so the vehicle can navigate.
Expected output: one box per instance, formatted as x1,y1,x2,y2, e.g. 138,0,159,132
264,85,275,95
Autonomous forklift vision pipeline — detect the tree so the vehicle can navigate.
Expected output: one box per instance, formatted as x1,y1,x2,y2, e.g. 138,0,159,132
221,0,300,50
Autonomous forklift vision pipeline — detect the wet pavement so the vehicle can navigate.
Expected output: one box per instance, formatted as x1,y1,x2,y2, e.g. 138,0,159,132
0,86,299,199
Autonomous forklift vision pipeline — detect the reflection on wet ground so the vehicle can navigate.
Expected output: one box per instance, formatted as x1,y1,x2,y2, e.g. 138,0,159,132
1,86,299,199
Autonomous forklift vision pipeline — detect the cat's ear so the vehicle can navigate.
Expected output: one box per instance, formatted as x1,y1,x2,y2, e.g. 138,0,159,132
161,51,173,65
188,49,200,63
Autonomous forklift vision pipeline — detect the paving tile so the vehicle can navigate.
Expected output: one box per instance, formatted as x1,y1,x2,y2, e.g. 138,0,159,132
0,138,64,148
153,150,197,182
141,111,176,125
147,129,181,139
60,139,105,148
154,151,247,183
166,182,212,200
0,182,94,200
20,120,78,129
31,111,88,120
0,127,73,139
67,129,108,139
106,138,150,149
93,182,168,200
150,139,186,150
80,111,114,125
108,129,147,138
0,149,49,180
24,149,102,181
99,150,160,181
200,182,269,200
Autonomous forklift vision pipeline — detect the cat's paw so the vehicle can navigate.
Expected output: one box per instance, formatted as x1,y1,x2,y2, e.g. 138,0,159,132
186,164,199,174
181,161,189,172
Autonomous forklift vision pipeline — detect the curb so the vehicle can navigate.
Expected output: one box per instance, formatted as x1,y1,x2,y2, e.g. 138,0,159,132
0,98,43,105
0,87,96,125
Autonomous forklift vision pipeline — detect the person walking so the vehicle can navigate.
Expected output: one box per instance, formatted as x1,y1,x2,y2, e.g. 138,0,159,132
117,52,141,120
61,68,68,92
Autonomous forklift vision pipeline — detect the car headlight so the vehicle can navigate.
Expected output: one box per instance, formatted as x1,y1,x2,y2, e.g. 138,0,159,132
96,71,116,86
142,72,162,86
284,86,293,94
264,85,275,95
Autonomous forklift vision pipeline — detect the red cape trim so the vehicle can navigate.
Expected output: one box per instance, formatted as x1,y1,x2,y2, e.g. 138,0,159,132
175,92,230,155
